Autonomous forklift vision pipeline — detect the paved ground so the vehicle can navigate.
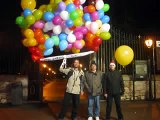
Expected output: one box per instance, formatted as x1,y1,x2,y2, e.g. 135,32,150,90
0,100,160,120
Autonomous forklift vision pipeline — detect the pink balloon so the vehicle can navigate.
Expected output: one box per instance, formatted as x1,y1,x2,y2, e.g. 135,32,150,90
67,43,73,50
33,20,45,29
74,31,83,40
52,16,63,25
91,11,99,21
74,40,83,49
80,27,88,34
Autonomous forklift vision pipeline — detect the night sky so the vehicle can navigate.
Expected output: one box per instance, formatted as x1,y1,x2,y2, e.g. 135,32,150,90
0,0,160,33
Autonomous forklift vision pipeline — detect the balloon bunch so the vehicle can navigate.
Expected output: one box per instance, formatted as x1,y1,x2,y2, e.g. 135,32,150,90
16,0,111,61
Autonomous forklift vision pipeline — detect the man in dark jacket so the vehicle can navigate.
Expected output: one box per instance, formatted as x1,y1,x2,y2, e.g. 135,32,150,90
83,61,103,120
103,60,125,120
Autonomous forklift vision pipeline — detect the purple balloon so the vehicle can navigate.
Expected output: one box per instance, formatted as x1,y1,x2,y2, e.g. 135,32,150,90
74,32,83,40
91,11,99,21
67,43,73,50
58,2,66,11
54,10,60,16
52,16,62,25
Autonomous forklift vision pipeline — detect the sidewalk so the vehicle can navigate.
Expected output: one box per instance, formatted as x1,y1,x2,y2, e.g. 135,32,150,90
0,101,160,120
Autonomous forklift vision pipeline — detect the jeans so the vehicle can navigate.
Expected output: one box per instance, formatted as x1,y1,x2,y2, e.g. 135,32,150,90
106,94,123,120
88,95,100,117
58,92,80,119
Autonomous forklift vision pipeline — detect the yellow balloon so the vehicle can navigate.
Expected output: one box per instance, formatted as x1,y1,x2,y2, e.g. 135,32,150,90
96,20,102,28
21,0,36,10
72,48,80,53
80,39,85,47
115,45,134,66
27,38,38,46
22,38,29,47
23,29,34,38
96,29,101,36
38,44,46,51
50,0,54,4
39,5,47,12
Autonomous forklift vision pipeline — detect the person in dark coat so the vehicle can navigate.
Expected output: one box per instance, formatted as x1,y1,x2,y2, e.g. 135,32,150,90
103,60,125,120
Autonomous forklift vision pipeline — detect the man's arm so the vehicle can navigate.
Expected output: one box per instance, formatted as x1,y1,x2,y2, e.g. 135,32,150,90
59,60,71,75
82,72,91,93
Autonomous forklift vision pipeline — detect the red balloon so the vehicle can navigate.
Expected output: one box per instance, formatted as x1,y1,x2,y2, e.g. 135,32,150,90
31,54,41,62
28,47,36,53
93,36,102,46
92,46,99,52
74,0,80,5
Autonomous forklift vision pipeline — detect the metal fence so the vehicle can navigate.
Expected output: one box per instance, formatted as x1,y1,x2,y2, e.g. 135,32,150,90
96,25,158,74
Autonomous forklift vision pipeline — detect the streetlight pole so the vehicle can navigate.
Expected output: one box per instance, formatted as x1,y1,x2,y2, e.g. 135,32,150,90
152,43,156,100
145,39,154,100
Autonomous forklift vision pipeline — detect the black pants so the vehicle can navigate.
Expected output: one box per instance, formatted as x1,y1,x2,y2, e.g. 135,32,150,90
106,94,123,120
59,92,80,119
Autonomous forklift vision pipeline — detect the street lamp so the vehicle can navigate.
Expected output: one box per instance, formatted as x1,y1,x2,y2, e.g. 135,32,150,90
145,39,156,100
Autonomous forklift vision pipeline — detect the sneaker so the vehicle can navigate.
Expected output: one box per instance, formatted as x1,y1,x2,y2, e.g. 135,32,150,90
95,116,100,120
88,117,93,120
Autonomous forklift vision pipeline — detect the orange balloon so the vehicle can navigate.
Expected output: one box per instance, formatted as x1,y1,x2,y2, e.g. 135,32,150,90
34,29,43,38
87,5,96,13
85,32,95,44
36,35,45,44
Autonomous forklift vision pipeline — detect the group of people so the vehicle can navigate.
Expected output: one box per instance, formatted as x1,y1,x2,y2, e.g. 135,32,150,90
58,58,125,120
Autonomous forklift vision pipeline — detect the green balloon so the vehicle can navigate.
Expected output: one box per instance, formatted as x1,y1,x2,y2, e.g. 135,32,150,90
100,32,111,40
70,11,79,20
15,16,24,25
74,18,83,26
51,36,59,46
19,19,28,28
46,4,53,12
25,15,36,25
102,4,110,12
33,9,43,20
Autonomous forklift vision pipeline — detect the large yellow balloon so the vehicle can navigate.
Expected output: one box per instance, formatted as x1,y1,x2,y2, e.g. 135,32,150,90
21,0,36,10
115,45,134,66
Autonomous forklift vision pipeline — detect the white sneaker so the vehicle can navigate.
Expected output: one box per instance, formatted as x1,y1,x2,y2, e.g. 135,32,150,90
88,117,93,120
95,116,100,120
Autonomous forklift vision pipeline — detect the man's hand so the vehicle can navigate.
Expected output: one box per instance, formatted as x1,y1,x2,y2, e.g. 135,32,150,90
104,94,108,98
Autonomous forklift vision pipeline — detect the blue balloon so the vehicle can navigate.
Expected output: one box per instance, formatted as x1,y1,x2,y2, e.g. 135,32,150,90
45,38,54,49
66,3,76,13
65,19,74,28
83,13,91,21
59,33,67,41
59,40,68,51
44,48,53,56
101,15,110,23
98,10,104,19
23,9,32,17
43,12,54,22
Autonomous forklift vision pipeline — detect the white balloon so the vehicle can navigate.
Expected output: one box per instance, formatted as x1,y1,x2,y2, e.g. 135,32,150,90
67,33,76,43
43,27,48,33
85,21,91,30
60,11,69,20
96,0,104,10
53,25,62,35
100,23,110,32
90,22,99,34
44,22,54,31
80,0,86,5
